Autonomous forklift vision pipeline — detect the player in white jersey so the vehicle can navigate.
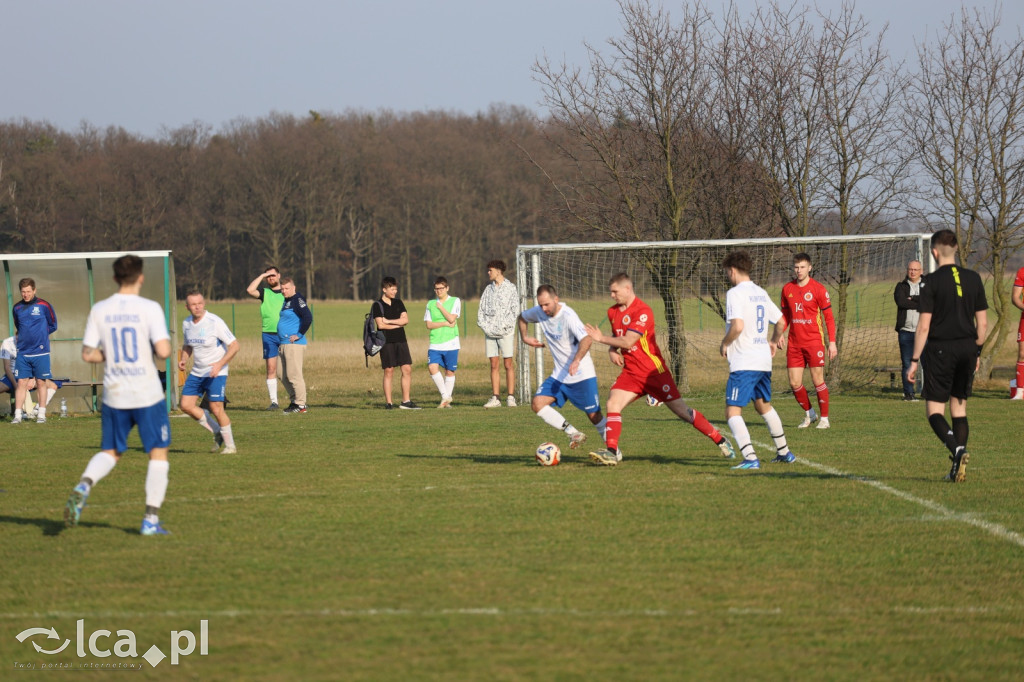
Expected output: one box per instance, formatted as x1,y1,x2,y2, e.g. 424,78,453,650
518,284,608,454
719,251,795,470
179,290,240,454
63,255,174,535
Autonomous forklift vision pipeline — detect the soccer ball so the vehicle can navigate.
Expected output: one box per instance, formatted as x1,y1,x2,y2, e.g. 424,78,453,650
536,442,561,466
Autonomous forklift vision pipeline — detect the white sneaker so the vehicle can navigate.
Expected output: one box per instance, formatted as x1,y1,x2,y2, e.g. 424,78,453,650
10,415,22,425
615,449,623,463
506,395,517,407
36,415,46,424
568,431,587,449
438,395,452,409
483,396,501,408
1011,389,1024,400
220,446,237,454
797,409,818,428
816,417,831,429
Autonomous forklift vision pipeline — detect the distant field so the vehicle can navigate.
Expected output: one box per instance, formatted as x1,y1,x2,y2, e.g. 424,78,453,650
2,380,1022,679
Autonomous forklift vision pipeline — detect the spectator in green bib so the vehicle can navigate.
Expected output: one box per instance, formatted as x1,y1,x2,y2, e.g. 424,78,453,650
424,277,461,408
246,266,285,410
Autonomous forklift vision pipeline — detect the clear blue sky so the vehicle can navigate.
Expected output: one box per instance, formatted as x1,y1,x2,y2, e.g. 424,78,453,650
2,1,1020,138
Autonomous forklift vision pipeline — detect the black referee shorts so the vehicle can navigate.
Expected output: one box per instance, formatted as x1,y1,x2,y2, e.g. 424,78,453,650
921,338,977,402
379,341,413,369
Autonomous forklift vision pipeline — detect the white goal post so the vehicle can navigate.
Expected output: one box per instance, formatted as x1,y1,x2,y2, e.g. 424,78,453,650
515,234,931,402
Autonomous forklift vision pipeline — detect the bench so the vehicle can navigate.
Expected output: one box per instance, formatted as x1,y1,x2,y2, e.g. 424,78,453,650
57,380,104,413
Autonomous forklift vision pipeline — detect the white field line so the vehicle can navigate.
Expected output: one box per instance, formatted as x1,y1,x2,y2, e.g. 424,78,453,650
749,439,1024,550
0,605,1016,621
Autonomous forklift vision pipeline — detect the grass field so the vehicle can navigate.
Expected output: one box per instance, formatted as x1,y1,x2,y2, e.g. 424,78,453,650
3,302,1023,680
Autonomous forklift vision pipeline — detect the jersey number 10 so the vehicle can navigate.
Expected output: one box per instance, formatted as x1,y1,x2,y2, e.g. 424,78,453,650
109,327,139,363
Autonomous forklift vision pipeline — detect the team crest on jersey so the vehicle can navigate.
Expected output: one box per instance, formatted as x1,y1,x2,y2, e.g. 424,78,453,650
803,292,814,302
639,314,648,324
622,315,631,324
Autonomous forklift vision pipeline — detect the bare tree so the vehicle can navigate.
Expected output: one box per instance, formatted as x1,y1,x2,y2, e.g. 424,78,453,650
533,0,733,387
906,7,1024,372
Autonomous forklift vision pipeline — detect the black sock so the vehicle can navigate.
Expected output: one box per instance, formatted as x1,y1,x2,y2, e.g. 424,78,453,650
951,416,969,449
928,413,958,455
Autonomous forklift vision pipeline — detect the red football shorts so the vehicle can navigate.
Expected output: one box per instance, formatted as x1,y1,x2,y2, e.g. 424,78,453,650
1018,315,1024,343
611,369,680,403
787,343,826,368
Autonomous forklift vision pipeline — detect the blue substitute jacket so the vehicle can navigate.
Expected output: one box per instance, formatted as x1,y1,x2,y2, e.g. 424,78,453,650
13,297,58,354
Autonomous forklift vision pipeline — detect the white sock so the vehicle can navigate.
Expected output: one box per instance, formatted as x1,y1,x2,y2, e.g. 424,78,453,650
145,460,170,509
197,414,215,434
727,415,757,460
594,416,607,438
443,375,455,398
82,451,119,487
13,409,23,419
536,405,568,430
430,372,446,396
760,408,790,455
37,407,46,418
46,391,56,407
220,424,235,448
205,410,222,435
267,379,279,404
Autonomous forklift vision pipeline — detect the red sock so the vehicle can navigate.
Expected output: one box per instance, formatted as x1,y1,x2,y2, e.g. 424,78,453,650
815,383,829,417
605,413,622,451
793,385,811,411
690,409,723,443
1016,362,1024,391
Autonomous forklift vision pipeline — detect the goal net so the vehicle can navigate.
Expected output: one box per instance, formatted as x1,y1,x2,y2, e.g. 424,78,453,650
515,234,930,401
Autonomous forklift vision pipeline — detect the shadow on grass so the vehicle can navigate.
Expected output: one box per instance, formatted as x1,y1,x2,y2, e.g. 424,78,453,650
0,514,131,537
396,452,530,465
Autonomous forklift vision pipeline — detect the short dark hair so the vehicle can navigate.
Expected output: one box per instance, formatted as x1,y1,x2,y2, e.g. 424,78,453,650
112,255,143,285
536,284,557,298
721,251,752,274
434,276,448,287
280,276,294,286
266,265,280,275
487,259,506,273
931,229,958,249
18,277,36,290
609,272,631,286
793,252,812,265
185,289,204,300
381,276,398,289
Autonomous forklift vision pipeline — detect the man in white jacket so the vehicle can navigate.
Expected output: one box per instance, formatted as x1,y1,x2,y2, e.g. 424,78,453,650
477,259,520,407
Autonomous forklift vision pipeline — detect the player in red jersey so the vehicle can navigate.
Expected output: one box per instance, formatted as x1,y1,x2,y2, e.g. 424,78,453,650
1012,266,1024,400
583,273,735,466
772,253,838,429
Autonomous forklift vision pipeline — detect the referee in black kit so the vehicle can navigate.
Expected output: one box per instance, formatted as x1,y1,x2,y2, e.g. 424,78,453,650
907,229,988,483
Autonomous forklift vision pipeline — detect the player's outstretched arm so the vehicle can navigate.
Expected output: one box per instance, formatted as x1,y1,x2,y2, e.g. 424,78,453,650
1012,285,1024,312
721,318,743,357
246,271,275,298
82,345,105,364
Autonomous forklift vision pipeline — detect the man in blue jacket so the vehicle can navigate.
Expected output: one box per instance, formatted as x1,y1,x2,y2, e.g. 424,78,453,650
11,278,58,424
277,277,312,414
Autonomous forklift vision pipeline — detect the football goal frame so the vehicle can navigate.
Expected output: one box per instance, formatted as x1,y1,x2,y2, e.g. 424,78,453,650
515,234,931,403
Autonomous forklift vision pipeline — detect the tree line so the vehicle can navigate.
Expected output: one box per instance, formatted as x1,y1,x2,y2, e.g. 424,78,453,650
2,0,1023,374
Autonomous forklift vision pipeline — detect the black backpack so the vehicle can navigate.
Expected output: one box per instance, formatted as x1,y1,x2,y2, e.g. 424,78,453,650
363,301,386,366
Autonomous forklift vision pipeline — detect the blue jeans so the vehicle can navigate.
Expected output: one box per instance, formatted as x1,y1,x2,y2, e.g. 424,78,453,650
898,330,917,397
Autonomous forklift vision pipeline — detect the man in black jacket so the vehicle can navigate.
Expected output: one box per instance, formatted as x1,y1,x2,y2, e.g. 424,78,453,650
894,260,924,400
